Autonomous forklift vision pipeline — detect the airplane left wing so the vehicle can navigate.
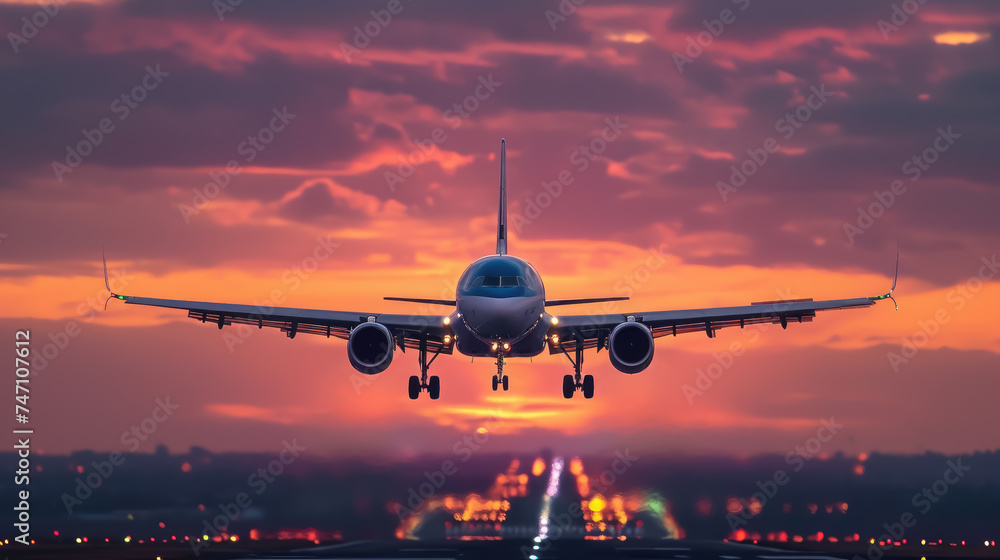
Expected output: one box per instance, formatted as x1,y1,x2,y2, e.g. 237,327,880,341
112,295,452,353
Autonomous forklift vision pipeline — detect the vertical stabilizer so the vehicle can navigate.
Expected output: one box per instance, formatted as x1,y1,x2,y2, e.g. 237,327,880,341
496,138,507,255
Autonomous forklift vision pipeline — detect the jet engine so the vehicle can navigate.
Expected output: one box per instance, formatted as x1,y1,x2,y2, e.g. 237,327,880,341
348,322,394,375
608,320,654,374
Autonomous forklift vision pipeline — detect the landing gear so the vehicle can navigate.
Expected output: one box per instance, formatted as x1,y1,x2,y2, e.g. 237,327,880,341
562,374,574,399
559,339,594,399
492,346,509,391
408,375,421,400
408,336,443,400
428,375,440,400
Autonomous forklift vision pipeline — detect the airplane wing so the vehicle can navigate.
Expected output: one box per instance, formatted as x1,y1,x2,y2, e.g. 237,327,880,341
546,295,883,353
546,257,899,355
113,295,452,353
102,248,450,354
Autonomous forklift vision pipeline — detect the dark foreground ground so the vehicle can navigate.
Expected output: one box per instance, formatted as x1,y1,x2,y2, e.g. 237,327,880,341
7,539,1000,560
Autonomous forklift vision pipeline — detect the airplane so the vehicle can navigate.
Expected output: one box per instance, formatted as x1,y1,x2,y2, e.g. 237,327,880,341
104,139,898,400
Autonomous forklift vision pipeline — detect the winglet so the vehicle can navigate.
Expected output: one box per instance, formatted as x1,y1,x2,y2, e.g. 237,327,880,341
496,138,507,255
102,248,127,310
870,247,899,310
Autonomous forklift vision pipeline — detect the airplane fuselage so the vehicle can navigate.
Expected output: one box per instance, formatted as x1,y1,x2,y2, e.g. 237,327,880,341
453,254,549,357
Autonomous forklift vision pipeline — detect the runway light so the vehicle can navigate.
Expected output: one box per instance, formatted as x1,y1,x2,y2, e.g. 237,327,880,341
443,317,451,325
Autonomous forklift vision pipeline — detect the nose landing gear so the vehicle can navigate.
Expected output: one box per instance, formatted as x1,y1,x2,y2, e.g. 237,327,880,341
492,346,509,391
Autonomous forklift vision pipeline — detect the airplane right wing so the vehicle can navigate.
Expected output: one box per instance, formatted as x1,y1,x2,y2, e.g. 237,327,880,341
544,254,898,374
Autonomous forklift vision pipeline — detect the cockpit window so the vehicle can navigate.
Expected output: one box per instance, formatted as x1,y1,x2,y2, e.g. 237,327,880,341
479,276,525,288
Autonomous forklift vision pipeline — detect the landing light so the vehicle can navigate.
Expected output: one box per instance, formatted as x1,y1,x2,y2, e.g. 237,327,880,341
492,342,498,351
551,316,559,325
443,316,451,325
551,335,559,344
503,342,510,350
444,335,451,344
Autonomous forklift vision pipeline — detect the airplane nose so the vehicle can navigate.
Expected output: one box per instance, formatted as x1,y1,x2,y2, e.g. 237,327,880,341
460,296,538,340
474,315,527,340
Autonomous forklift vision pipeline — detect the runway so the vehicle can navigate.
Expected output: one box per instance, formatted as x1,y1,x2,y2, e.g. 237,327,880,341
239,539,850,560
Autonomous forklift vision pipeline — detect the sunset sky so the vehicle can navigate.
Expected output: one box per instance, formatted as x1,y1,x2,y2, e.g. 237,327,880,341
1,0,998,458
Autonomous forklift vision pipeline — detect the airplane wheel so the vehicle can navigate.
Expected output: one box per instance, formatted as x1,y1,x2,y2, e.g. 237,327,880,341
428,376,440,400
562,375,575,399
582,375,594,399
502,375,509,391
492,375,499,391
408,376,421,400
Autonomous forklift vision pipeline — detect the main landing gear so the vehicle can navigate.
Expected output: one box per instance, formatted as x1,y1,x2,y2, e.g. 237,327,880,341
560,339,594,399
408,337,441,400
492,347,509,391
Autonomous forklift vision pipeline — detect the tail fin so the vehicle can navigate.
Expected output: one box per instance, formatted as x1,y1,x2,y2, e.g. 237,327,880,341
496,138,507,255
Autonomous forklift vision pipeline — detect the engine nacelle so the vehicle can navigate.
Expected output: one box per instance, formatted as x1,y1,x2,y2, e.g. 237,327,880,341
348,322,394,375
608,321,654,374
